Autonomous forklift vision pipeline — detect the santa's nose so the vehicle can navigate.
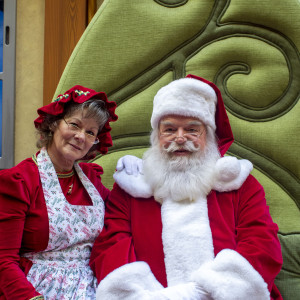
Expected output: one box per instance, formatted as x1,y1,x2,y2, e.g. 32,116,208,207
174,136,187,144
174,129,187,144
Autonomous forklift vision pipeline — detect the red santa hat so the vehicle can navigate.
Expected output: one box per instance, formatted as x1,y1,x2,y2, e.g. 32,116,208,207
151,75,233,156
34,85,118,155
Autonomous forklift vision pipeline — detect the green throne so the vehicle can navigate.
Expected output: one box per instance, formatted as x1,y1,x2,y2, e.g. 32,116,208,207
54,1,300,298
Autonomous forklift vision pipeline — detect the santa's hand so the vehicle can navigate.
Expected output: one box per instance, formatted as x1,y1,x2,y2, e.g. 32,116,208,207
116,155,143,176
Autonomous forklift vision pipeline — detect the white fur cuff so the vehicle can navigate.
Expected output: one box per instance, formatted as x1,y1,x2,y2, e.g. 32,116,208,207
96,262,163,300
190,249,269,300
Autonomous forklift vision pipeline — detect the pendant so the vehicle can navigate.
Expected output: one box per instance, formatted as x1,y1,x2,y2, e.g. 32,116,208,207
67,183,73,195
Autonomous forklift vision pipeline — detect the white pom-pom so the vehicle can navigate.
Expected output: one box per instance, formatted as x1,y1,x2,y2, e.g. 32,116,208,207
213,157,253,192
215,156,241,182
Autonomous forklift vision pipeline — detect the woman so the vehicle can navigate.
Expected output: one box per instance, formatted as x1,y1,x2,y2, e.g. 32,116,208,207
0,85,140,300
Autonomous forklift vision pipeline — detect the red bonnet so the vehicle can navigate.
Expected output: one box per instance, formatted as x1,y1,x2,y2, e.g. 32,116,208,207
34,85,118,155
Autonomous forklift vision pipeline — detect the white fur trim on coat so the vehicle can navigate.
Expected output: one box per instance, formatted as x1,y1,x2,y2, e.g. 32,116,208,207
190,249,270,300
96,261,201,300
161,197,214,286
113,157,253,198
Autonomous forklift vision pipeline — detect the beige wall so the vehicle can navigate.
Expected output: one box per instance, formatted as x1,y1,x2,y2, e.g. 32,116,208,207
15,0,45,164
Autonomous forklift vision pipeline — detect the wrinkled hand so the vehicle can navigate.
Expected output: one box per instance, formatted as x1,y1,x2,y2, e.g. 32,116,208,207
116,155,143,176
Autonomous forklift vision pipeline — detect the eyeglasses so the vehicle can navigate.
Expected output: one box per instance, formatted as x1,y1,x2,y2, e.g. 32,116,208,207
63,118,99,144
159,130,205,142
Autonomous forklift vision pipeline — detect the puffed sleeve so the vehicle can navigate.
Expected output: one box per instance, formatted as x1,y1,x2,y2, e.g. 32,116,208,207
89,183,137,282
0,167,42,299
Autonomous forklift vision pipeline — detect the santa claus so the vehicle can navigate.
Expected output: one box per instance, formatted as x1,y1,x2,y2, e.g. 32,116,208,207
90,75,283,300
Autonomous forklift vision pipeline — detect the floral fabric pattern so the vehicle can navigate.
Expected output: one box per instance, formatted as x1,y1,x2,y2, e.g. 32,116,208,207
22,148,104,299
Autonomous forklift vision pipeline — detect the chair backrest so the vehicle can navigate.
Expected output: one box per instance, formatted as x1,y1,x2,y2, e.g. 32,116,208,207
54,1,300,298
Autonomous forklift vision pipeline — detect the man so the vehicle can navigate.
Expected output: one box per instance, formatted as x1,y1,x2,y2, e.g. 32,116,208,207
90,75,283,299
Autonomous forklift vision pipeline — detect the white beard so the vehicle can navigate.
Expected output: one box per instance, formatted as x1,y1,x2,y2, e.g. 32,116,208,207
143,133,221,203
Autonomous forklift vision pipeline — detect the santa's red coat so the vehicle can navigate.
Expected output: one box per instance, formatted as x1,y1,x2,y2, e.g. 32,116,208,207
90,76,282,300
90,174,282,299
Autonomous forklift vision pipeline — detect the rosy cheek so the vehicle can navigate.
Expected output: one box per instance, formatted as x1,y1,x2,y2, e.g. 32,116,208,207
159,138,167,149
163,141,171,149
193,141,203,150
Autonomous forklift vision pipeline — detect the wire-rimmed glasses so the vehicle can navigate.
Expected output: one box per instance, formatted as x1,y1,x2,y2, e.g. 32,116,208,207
159,131,205,142
63,118,99,144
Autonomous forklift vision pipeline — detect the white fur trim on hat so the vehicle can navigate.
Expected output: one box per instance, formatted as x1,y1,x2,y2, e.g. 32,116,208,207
151,78,217,130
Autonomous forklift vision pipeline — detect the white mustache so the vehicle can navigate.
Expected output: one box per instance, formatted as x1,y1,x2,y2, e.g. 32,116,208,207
163,140,200,153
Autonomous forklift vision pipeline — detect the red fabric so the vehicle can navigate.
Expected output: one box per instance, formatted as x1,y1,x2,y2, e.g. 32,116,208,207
90,176,283,299
34,85,118,155
0,156,110,300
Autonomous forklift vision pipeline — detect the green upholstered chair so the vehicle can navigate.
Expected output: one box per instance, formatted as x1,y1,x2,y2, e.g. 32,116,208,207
54,0,300,298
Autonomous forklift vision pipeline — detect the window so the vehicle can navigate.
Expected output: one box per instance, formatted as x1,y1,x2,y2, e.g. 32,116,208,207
0,0,16,169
